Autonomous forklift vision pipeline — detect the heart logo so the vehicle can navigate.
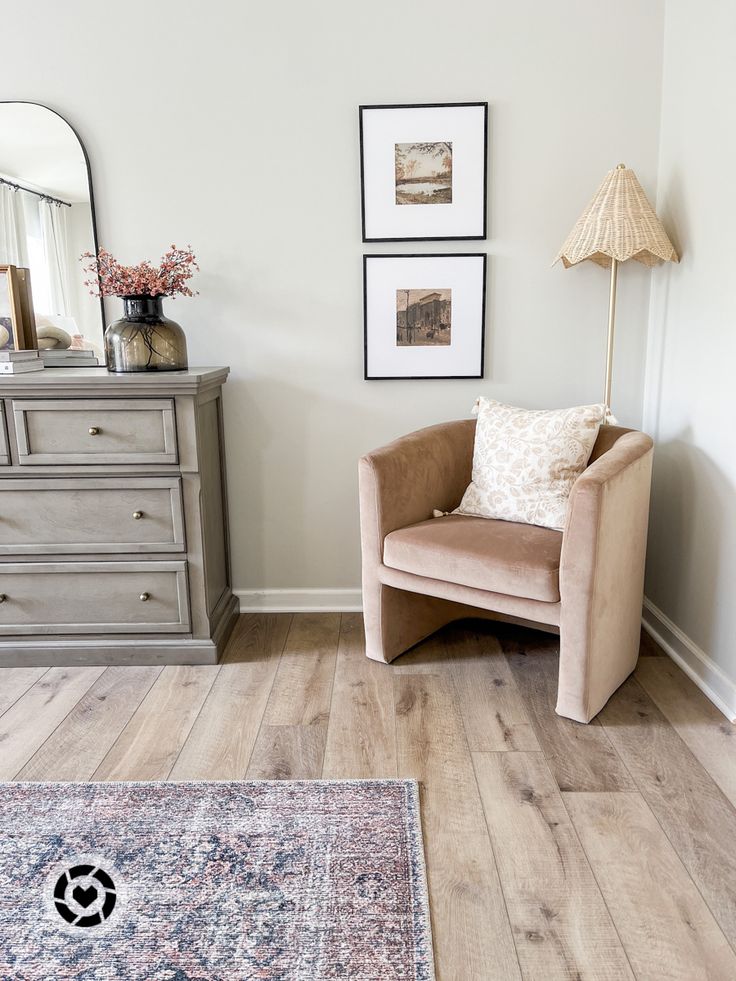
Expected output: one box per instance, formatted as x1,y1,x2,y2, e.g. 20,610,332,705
53,865,117,927
72,884,98,909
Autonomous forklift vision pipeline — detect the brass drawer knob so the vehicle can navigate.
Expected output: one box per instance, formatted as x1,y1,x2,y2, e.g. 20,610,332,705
88,426,100,436
139,592,150,602
0,594,6,603
132,510,144,520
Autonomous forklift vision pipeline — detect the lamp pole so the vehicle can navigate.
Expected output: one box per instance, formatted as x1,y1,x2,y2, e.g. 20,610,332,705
604,256,618,414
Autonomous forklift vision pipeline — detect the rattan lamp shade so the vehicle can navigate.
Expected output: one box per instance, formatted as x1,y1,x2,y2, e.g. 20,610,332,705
555,165,678,269
555,164,678,415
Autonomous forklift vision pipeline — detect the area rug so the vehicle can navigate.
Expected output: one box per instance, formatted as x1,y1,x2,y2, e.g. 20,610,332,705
0,779,434,980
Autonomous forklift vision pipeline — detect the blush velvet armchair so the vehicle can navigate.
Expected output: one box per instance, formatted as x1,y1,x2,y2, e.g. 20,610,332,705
358,420,654,723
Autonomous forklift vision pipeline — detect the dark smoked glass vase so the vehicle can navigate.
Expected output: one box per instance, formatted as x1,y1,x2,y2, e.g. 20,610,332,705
105,295,188,372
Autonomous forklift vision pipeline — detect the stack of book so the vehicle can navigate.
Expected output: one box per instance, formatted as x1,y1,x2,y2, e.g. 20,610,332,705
0,350,44,374
40,348,99,367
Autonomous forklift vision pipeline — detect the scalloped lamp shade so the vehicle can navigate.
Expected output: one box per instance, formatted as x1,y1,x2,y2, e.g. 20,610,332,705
555,165,679,269
555,164,679,415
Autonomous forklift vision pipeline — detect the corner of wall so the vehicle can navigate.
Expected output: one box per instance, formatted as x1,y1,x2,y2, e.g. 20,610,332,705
642,598,736,722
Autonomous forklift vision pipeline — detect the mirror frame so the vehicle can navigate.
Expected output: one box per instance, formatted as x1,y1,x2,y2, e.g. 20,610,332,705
0,100,106,360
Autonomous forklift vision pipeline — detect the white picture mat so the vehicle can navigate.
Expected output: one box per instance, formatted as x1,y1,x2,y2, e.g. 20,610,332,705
365,255,485,378
361,104,486,240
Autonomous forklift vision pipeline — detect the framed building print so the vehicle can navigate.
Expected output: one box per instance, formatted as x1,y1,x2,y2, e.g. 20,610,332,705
359,102,488,242
363,253,486,379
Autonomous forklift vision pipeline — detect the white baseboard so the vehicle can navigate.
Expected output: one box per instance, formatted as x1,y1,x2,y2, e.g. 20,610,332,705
236,588,363,613
642,597,736,723
235,588,735,721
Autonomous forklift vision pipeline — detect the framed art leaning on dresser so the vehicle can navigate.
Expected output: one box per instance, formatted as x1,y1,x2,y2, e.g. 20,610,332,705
0,367,238,666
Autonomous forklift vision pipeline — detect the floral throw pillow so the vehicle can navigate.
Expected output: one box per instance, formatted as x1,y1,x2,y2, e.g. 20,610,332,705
454,398,606,531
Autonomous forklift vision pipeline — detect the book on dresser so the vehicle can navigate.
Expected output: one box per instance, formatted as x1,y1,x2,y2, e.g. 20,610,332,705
0,361,45,374
0,351,44,373
40,349,99,367
0,366,237,666
0,350,41,361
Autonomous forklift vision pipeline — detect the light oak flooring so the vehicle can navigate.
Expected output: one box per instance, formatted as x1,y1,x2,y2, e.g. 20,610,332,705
2,613,735,980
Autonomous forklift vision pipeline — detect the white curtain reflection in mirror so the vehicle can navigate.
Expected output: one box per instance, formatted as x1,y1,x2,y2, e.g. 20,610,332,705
39,199,71,316
0,183,24,265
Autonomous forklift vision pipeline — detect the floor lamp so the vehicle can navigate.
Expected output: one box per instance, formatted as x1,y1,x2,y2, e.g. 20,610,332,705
555,164,679,417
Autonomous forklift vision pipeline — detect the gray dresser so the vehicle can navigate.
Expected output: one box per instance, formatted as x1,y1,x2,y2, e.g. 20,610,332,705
0,367,238,666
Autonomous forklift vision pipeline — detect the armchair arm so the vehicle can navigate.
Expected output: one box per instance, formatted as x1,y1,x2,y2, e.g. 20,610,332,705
358,419,475,565
557,431,654,721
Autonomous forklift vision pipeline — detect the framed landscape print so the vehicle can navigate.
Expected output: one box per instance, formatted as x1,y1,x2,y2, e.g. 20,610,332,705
364,253,486,379
359,102,488,242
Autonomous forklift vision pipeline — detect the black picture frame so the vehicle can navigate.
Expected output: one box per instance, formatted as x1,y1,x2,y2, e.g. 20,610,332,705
359,102,488,243
363,253,487,380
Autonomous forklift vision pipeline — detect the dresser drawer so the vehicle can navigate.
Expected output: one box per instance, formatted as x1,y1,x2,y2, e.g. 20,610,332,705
0,561,190,634
0,478,184,554
12,399,177,465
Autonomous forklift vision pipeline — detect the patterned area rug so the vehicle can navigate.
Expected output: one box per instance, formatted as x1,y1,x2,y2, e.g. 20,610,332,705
0,779,434,980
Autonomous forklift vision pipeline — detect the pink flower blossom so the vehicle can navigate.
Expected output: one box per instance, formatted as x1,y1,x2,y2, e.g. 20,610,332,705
81,246,199,298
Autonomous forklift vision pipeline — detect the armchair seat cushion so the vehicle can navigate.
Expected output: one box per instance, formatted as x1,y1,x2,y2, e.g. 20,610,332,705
383,513,562,602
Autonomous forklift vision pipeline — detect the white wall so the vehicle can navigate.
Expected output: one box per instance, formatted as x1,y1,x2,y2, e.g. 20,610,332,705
643,0,736,716
2,0,664,601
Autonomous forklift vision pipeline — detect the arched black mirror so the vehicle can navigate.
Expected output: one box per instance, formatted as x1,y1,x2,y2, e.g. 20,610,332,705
0,102,105,364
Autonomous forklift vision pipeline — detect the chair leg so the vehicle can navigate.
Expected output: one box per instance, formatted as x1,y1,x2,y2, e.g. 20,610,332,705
556,616,640,724
362,580,460,664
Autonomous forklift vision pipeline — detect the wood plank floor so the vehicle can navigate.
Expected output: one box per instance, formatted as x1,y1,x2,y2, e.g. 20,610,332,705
1,614,735,980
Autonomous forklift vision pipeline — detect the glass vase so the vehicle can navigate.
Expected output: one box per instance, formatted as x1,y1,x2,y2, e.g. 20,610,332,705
105,295,188,372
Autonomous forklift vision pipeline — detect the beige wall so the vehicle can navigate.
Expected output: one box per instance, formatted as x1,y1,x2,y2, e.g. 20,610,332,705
644,0,736,714
2,1,664,603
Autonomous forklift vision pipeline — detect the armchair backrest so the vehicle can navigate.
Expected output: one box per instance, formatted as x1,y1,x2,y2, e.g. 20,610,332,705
455,420,634,468
588,424,634,464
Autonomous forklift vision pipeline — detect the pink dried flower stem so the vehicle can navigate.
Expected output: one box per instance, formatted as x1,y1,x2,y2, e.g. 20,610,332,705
81,246,199,298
